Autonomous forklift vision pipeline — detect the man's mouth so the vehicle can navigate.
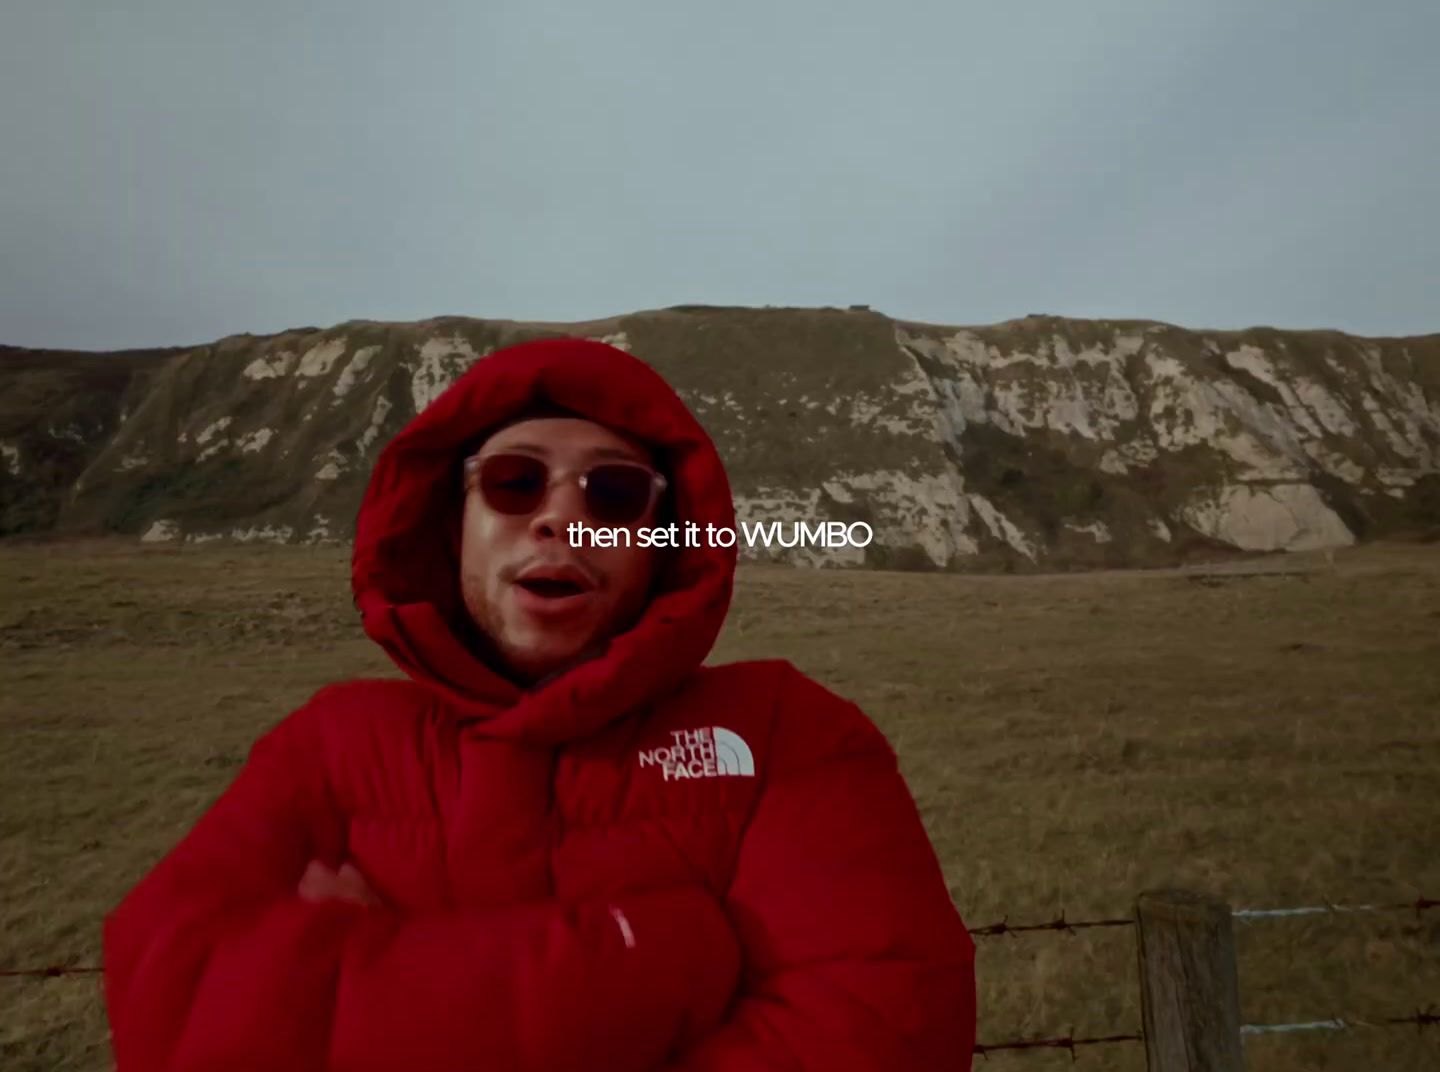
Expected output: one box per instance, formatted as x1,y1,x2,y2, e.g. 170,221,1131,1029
516,577,588,598
512,563,597,606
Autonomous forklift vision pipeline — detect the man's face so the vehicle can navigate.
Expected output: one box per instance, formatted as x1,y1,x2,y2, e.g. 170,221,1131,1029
459,417,662,684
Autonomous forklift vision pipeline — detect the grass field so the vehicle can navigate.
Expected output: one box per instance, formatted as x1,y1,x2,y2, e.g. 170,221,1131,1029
2,540,1438,1071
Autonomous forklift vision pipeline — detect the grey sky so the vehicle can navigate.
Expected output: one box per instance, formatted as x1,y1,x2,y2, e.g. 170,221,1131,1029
2,0,1436,351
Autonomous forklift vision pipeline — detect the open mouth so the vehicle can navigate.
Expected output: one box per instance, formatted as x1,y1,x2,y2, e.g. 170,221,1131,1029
516,577,588,598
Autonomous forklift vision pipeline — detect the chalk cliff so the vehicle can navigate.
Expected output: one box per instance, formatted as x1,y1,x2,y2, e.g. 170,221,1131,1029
2,307,1436,569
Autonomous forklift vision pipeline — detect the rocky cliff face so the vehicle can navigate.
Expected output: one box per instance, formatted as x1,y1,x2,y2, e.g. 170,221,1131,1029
2,307,1437,570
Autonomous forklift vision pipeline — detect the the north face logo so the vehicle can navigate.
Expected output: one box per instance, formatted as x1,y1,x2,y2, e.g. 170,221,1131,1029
638,727,755,781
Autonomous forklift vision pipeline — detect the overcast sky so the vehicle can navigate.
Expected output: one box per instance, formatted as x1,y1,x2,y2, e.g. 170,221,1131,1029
2,1,1436,351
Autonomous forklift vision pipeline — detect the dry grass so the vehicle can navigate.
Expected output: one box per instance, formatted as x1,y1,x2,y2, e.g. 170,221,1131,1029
2,540,1438,1070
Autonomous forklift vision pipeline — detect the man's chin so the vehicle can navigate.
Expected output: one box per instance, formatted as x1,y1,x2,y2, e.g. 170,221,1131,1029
501,633,598,685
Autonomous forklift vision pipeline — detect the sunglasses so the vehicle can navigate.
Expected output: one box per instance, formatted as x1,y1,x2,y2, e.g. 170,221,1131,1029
463,451,668,525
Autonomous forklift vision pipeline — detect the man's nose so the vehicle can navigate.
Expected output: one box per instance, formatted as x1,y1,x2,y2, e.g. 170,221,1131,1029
528,480,587,540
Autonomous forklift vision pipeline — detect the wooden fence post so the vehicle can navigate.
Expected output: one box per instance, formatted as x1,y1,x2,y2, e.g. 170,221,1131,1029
1135,889,1244,1072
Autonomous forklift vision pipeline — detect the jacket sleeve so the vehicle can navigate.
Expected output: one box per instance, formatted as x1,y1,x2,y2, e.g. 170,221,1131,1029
659,667,977,1071
103,689,741,1072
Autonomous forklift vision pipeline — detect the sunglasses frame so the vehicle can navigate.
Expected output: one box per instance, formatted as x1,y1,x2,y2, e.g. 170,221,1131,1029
462,450,668,525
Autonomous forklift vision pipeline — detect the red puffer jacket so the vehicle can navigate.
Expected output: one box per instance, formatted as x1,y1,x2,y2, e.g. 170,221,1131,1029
102,335,977,1071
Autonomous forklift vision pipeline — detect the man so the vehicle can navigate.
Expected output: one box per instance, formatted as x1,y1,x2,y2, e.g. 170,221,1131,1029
103,335,977,1071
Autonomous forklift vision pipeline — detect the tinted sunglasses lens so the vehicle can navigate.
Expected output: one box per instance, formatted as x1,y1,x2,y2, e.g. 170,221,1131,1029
478,454,548,514
585,464,656,523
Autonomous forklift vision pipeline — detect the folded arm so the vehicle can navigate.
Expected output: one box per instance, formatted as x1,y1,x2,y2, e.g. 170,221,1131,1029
659,668,977,1071
104,689,739,1072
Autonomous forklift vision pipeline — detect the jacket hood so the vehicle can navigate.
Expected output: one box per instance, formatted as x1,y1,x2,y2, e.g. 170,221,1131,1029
351,336,737,744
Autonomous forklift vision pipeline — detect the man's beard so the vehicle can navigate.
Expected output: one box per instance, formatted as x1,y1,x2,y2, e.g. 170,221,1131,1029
454,565,602,687
453,567,517,678
453,559,655,687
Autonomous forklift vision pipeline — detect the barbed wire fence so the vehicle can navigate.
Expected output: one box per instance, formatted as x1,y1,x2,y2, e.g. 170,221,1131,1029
962,894,1439,1060
4,894,1437,1064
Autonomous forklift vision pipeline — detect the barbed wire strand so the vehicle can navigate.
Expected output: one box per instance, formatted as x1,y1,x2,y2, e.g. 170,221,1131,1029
966,895,1437,939
968,912,1135,938
970,1009,1437,1060
7,894,1435,977
967,895,1438,937
3,964,1435,1062
973,1028,1141,1061
1241,1008,1438,1036
1233,897,1439,920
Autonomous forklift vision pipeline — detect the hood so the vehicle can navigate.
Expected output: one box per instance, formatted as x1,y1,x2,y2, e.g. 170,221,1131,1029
351,336,737,744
